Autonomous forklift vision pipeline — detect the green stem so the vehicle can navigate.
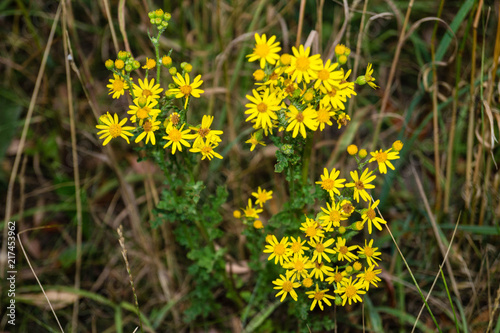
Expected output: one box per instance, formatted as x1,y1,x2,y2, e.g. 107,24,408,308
301,135,313,185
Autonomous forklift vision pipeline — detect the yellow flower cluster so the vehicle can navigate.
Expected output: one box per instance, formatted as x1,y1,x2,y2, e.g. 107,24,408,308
234,186,274,229
96,10,223,160
264,141,403,310
244,33,379,148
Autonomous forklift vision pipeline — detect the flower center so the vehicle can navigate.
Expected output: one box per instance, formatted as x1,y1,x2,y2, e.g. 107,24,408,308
254,43,270,58
342,203,354,215
306,226,317,237
355,181,365,190
329,210,341,222
258,192,268,203
143,89,152,97
295,112,304,123
180,85,192,96
294,260,305,271
198,127,210,138
317,109,330,122
295,56,310,71
322,179,335,190
136,108,149,119
314,291,325,301
315,243,325,253
339,246,348,255
291,242,301,252
257,102,268,113
113,79,125,91
109,124,121,138
345,285,357,298
169,128,181,142
375,151,388,163
328,89,337,97
170,113,180,126
334,273,343,283
143,121,152,132
364,270,375,282
366,209,376,220
269,72,279,81
318,69,330,81
364,247,374,257
274,244,286,255
302,278,313,288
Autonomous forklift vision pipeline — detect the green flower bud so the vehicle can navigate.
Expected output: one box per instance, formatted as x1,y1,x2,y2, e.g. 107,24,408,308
335,296,342,306
148,11,155,19
125,64,133,72
355,75,367,85
117,51,129,60
169,67,177,76
281,144,293,155
104,59,114,70
163,12,171,21
154,17,162,25
133,60,141,70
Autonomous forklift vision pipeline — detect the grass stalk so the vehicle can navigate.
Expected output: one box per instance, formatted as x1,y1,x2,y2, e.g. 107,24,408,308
440,268,461,333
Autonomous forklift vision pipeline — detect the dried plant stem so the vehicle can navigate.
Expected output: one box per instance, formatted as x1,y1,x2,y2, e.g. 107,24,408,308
296,0,306,47
102,0,119,51
430,0,445,211
117,225,144,333
61,0,83,330
372,0,414,150
1,3,61,279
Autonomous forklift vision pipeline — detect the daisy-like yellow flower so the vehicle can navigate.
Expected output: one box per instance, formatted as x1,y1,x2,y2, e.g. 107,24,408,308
358,239,382,266
339,199,355,217
357,265,382,290
127,96,161,125
247,33,281,69
369,148,400,174
334,276,366,306
361,199,386,234
316,167,346,198
309,238,336,263
134,117,161,145
310,261,334,281
142,57,156,69
306,284,335,311
251,187,273,207
300,218,325,242
245,132,266,151
314,59,343,90
263,235,290,266
189,139,223,160
245,89,280,131
162,123,193,154
319,201,347,231
132,78,163,100
289,236,309,257
107,74,129,99
242,198,263,219
336,112,351,129
325,266,348,288
96,113,134,146
272,270,300,302
168,73,204,108
284,254,315,279
345,168,376,202
189,115,223,146
361,63,379,89
335,237,359,262
287,45,322,83
315,101,335,131
339,68,357,98
285,104,319,139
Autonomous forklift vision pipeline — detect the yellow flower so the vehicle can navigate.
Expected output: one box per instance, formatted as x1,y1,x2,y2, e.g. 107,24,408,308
369,148,400,174
357,265,382,290
245,132,266,151
361,199,386,234
132,78,163,100
253,69,265,81
392,140,404,151
127,96,160,125
162,123,193,154
233,210,242,219
300,218,325,242
310,261,334,282
334,237,359,262
285,104,319,139
272,270,300,302
142,57,156,69
364,63,379,89
96,113,135,146
161,55,172,67
319,201,347,231
168,73,204,108
289,236,309,257
325,266,348,288
334,276,366,306
315,101,335,131
309,238,336,263
247,33,281,68
315,167,346,198
189,139,223,160
242,198,262,219
358,239,382,267
263,235,290,266
284,254,315,279
134,117,161,145
189,115,223,146
244,89,280,131
287,45,322,83
336,112,351,129
306,284,335,311
251,187,273,207
339,199,355,217
107,74,129,99
345,168,376,203
314,59,343,90
253,220,264,229
320,87,348,111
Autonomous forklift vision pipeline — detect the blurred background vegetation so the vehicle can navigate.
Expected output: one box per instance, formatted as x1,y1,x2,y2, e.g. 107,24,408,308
1,0,499,332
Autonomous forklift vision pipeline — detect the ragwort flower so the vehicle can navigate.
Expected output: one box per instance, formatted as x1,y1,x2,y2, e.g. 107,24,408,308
247,33,281,68
96,112,134,146
107,74,129,99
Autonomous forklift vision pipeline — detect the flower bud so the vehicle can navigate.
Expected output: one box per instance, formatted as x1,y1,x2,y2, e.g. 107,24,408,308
155,9,164,17
154,17,162,25
233,210,241,218
137,96,148,107
125,64,133,72
183,63,193,73
114,59,125,70
358,149,367,159
253,220,264,229
163,12,171,21
303,91,314,102
148,11,155,19
347,144,358,155
133,60,141,70
169,67,177,76
338,226,346,234
392,140,404,152
335,44,346,56
105,59,114,70
162,55,172,67
280,53,292,66
253,69,265,81
338,54,347,65
335,296,342,306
